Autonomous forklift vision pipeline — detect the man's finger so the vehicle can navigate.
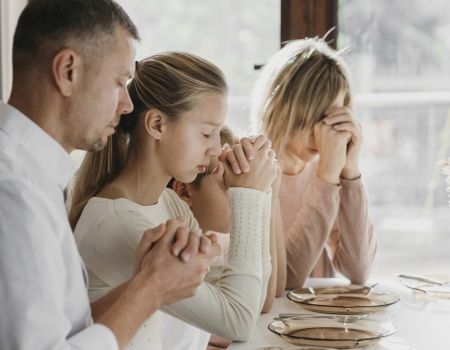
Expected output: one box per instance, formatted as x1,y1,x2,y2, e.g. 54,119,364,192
199,235,212,255
181,232,200,263
161,217,186,243
171,226,190,256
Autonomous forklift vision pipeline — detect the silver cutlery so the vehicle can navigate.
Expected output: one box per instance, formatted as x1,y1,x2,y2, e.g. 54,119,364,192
398,274,450,286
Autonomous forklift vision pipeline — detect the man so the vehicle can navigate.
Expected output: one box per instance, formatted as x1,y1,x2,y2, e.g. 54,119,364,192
0,1,218,349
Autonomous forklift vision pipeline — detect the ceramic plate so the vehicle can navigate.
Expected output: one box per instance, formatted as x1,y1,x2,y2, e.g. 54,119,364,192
287,285,400,314
268,316,397,349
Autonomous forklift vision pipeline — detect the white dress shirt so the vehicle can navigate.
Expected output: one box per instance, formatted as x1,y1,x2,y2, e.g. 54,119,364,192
0,102,118,350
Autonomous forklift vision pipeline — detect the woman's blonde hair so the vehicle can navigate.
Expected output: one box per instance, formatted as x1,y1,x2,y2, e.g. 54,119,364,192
68,52,227,229
250,38,352,155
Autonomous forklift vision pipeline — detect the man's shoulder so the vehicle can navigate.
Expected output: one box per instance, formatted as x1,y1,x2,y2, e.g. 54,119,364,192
0,137,43,186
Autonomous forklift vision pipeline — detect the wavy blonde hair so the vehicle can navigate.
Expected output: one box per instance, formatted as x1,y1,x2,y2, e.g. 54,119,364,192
68,52,227,229
250,38,352,155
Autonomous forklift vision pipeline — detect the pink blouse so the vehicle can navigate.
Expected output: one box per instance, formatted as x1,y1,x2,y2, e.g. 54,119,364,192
279,160,376,289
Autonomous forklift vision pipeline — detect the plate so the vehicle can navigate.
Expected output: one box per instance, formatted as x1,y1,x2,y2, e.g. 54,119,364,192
398,274,450,299
252,347,333,350
287,285,400,314
268,316,397,349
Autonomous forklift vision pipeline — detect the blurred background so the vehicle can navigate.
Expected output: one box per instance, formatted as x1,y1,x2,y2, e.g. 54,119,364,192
1,0,449,279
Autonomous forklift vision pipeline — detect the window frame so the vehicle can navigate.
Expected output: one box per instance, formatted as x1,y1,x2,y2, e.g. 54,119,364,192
280,0,338,48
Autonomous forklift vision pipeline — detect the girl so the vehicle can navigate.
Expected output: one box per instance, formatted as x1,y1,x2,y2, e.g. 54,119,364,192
170,126,286,349
250,38,376,290
171,126,286,311
69,52,277,349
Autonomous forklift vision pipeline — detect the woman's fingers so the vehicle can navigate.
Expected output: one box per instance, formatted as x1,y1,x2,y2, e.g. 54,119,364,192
333,122,361,140
266,148,276,161
247,134,268,151
323,114,353,125
224,144,250,174
239,136,254,160
323,107,354,125
231,144,250,173
224,148,241,174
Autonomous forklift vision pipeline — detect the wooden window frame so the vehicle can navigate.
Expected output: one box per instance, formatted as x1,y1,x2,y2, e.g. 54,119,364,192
281,0,338,48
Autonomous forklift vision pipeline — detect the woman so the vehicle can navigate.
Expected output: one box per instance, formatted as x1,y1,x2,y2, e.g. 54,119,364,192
250,38,377,289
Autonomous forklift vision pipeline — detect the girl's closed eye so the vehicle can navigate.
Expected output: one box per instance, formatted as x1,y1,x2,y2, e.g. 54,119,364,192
202,127,219,139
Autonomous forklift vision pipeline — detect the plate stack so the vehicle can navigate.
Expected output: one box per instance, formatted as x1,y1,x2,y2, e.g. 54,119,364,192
268,284,400,349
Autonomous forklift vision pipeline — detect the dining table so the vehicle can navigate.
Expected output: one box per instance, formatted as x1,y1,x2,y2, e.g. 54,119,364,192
229,277,450,350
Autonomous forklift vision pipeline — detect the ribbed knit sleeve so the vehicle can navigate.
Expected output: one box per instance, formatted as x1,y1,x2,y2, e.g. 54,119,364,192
258,191,272,309
162,187,268,341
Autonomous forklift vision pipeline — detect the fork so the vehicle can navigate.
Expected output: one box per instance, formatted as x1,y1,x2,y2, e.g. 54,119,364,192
398,274,450,286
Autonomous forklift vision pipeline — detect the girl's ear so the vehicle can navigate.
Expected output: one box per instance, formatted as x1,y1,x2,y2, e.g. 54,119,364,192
171,180,193,207
143,109,166,140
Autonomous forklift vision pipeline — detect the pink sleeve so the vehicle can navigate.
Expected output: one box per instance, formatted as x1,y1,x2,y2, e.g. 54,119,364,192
330,177,377,284
284,175,340,289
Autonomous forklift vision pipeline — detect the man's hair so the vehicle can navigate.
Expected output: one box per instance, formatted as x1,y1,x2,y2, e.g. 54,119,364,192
13,0,139,72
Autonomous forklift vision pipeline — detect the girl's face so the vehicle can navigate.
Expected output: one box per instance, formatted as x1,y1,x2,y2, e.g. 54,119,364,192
160,93,227,183
285,90,346,162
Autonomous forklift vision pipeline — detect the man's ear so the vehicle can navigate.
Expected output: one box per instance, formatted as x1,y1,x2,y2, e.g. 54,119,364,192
171,180,193,207
52,48,81,97
143,109,166,140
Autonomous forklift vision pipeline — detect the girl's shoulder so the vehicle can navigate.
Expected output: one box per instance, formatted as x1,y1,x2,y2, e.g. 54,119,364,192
80,197,155,236
162,187,193,216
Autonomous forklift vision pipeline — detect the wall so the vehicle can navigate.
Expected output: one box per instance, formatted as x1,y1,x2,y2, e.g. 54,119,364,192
0,0,27,101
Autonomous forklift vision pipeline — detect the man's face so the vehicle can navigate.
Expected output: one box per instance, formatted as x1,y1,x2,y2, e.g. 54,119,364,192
70,27,137,151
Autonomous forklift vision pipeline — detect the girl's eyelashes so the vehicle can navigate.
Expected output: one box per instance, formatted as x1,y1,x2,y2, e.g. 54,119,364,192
202,128,219,139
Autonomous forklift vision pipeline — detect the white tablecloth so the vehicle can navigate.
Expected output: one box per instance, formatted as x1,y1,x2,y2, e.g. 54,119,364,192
229,277,450,350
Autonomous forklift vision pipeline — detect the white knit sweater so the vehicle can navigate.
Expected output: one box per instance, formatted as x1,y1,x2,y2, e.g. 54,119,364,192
74,187,272,349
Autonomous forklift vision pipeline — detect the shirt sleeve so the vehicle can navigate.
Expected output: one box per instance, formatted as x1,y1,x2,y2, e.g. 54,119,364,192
0,178,118,350
161,187,270,342
284,175,341,289
330,177,377,284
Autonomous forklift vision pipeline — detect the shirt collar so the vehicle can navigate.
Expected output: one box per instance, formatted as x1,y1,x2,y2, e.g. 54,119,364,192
0,101,77,191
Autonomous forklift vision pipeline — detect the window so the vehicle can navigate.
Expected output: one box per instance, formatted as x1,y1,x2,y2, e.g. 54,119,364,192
116,0,280,133
339,0,450,277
